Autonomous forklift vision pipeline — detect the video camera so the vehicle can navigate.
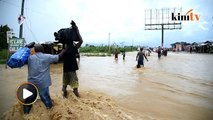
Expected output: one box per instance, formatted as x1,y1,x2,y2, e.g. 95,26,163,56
54,20,79,45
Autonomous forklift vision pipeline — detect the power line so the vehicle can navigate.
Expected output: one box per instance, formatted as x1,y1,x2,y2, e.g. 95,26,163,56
0,0,57,18
1,0,64,43
0,0,38,42
24,0,39,43
25,1,39,43
25,22,39,43
0,0,20,8
1,0,58,43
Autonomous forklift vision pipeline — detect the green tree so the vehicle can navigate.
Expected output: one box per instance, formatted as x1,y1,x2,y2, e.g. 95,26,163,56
0,25,10,50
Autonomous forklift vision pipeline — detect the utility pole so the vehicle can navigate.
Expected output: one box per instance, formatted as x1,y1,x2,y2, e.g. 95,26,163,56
131,39,134,50
161,24,164,47
19,0,25,38
108,32,110,53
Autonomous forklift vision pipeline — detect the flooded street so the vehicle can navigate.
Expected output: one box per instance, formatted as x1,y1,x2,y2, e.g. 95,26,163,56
78,52,213,120
0,51,213,120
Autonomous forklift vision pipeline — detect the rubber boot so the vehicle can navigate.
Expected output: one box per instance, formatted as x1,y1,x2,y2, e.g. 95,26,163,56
73,88,80,97
23,105,32,114
62,85,68,98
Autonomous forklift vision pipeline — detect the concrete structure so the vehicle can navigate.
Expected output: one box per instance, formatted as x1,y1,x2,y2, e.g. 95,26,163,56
171,42,190,52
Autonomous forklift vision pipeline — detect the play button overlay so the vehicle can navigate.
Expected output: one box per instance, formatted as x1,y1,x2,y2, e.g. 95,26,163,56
23,88,33,99
16,82,38,105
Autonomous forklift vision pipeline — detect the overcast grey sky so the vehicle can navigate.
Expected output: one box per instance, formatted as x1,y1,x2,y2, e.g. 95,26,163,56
0,0,213,47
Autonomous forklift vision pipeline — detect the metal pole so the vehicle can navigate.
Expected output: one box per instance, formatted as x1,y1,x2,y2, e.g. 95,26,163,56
161,24,164,47
19,0,25,38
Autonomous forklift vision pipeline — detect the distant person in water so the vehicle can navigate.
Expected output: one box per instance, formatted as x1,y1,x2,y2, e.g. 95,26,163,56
190,46,192,53
114,49,118,60
163,48,168,56
136,48,148,68
158,48,161,59
122,50,126,60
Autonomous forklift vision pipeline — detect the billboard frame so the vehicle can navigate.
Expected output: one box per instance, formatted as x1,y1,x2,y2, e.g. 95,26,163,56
145,8,182,47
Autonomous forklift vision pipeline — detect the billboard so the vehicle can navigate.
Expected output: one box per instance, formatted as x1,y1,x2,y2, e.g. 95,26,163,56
145,8,182,30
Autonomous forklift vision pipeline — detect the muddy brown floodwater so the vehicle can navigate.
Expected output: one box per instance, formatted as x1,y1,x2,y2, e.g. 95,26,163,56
0,51,213,120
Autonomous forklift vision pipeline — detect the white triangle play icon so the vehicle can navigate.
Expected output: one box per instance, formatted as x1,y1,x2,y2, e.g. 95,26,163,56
23,88,33,99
